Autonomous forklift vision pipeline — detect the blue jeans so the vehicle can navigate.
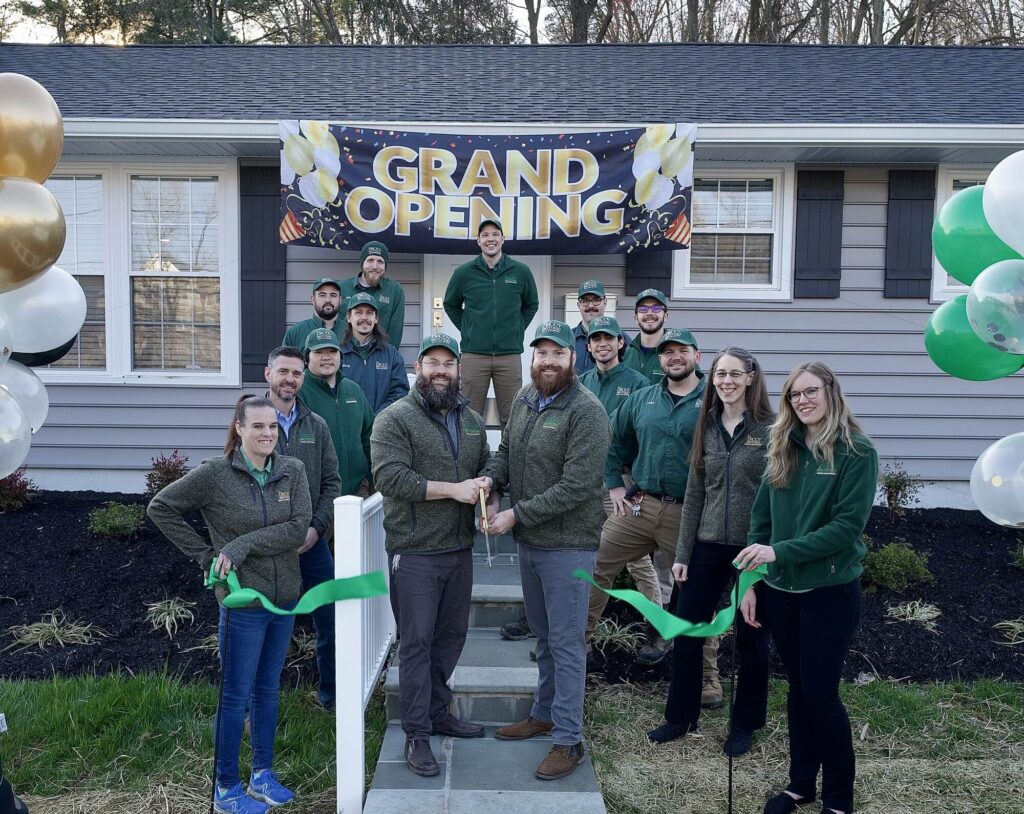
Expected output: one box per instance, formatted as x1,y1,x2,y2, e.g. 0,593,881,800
215,603,296,788
518,544,596,746
299,536,336,705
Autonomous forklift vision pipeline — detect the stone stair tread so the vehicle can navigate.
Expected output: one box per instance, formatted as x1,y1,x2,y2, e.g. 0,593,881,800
472,583,524,601
386,663,538,694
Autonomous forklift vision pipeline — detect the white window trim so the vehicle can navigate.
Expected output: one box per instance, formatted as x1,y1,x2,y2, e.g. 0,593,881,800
37,159,240,387
671,163,795,302
930,165,992,304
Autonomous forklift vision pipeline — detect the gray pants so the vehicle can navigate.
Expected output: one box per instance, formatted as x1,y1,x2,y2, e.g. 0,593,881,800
390,549,473,738
518,543,596,746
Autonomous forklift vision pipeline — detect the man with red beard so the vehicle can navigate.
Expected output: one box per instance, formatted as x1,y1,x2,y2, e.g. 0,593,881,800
370,333,493,779
483,321,610,781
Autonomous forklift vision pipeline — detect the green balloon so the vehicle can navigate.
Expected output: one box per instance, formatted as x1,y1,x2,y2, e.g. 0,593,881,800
924,295,1024,381
932,185,1022,286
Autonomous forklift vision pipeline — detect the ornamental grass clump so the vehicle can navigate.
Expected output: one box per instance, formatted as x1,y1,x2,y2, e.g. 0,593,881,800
88,502,146,539
590,617,645,656
145,598,196,639
886,600,942,632
6,610,108,652
862,539,934,592
0,466,35,513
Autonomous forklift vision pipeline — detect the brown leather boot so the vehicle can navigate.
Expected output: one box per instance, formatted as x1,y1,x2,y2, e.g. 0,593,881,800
494,716,554,741
702,636,723,709
536,742,585,780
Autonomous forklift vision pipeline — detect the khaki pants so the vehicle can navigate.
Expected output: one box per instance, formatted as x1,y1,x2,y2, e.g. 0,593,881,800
460,352,522,428
587,498,682,636
602,492,663,606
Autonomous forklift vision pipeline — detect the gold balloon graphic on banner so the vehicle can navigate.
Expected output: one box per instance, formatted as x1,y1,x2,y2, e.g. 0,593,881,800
0,73,64,184
0,177,67,294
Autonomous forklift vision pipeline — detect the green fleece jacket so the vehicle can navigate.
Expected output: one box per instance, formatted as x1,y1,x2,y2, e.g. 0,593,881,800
147,451,311,607
443,254,539,355
483,382,610,551
748,429,878,591
299,372,374,496
282,316,341,352
579,362,652,418
605,375,706,498
623,336,666,385
340,276,406,349
675,412,772,565
371,391,490,554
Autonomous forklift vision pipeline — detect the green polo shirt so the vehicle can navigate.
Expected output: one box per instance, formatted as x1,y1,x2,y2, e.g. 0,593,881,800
579,362,653,418
239,447,273,488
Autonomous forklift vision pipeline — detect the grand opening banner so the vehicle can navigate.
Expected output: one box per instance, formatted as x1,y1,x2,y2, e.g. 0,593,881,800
279,122,696,255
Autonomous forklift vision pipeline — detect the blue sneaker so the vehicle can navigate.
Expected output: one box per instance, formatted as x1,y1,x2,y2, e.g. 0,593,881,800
213,782,270,814
248,769,295,807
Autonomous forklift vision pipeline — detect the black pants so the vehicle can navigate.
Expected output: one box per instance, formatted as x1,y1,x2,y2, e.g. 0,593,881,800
664,542,770,731
764,580,861,814
389,549,473,738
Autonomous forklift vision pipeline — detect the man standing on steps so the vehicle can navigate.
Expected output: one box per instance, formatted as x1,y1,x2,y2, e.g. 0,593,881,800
264,345,341,710
587,328,723,708
339,240,407,350
571,279,611,375
623,287,670,385
339,292,409,414
483,321,610,782
443,218,539,429
371,333,493,778
282,277,343,351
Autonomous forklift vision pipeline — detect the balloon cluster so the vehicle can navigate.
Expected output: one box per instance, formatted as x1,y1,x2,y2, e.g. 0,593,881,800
0,73,87,479
926,150,1024,525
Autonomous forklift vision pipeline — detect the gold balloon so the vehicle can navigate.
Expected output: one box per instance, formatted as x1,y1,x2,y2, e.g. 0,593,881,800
0,177,66,294
0,74,64,184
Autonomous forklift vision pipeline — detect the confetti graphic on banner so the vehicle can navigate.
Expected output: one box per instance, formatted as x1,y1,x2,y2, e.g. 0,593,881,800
278,123,696,256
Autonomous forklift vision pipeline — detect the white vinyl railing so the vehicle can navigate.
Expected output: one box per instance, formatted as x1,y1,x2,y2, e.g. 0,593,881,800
333,492,395,814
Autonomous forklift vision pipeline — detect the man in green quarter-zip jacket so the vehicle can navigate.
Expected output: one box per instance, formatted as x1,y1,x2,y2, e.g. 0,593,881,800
282,277,342,351
298,328,374,497
371,333,493,778
443,218,539,429
339,240,407,350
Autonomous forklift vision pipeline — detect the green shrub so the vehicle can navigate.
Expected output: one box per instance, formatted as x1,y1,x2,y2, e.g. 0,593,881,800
878,460,923,517
88,502,146,539
862,539,933,592
0,466,35,513
144,450,189,500
1012,540,1024,571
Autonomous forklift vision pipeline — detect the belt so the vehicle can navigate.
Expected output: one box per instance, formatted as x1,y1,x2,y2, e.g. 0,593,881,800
645,492,683,504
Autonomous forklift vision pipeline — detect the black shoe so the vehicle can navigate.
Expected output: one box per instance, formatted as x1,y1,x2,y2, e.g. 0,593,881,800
432,713,485,738
763,791,816,814
636,635,672,666
723,726,754,756
647,721,696,743
500,615,534,640
405,737,439,777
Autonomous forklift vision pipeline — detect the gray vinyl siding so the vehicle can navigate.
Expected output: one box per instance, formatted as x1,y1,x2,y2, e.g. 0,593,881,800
553,166,1024,482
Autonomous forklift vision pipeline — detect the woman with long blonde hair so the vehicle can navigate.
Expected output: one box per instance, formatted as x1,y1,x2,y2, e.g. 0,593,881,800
736,362,877,814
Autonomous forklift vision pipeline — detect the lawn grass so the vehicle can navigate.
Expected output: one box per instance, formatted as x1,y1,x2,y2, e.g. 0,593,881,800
585,677,1024,814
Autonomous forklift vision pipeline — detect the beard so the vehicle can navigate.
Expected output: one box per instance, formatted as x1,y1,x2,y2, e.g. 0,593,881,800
315,303,337,320
531,362,577,397
416,372,461,412
639,319,664,335
665,363,696,382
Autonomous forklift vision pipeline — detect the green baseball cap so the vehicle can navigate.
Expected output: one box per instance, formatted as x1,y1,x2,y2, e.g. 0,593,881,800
578,279,606,298
635,288,668,308
477,218,503,235
657,328,699,352
587,316,623,339
419,333,461,358
346,291,379,313
530,320,574,349
311,277,340,293
305,327,341,352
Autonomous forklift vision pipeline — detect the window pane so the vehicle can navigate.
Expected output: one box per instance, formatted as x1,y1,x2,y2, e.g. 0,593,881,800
746,179,774,228
48,275,105,369
131,177,160,224
689,178,776,288
717,180,747,228
160,223,192,273
132,224,160,272
688,232,773,286
132,277,221,370
158,178,190,222
692,180,718,228
190,179,218,222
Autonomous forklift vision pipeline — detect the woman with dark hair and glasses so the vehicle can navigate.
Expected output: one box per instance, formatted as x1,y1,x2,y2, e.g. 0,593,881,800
735,362,877,814
647,347,773,752
148,395,311,814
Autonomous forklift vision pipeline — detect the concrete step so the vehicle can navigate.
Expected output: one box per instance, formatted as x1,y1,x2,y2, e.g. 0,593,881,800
470,559,524,627
384,633,537,723
364,723,607,814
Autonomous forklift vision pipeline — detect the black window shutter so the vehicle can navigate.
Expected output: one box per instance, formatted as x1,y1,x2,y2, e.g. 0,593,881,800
884,168,936,298
794,170,844,299
239,165,287,383
625,251,673,296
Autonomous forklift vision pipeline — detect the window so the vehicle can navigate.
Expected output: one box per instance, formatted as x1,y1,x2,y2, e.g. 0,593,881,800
672,166,795,301
39,162,239,385
931,167,990,302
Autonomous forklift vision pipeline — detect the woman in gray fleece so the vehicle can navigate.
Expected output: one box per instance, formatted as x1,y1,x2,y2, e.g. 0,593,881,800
148,395,311,814
647,347,774,756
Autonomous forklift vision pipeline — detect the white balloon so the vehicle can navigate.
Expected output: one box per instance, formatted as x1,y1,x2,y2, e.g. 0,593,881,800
631,150,662,181
0,311,11,368
0,360,48,433
983,150,1024,257
970,432,1024,527
0,388,31,479
0,265,86,353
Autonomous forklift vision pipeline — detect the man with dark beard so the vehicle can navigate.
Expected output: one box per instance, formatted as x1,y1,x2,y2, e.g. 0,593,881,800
623,288,669,385
370,333,493,779
482,321,610,782
282,278,342,350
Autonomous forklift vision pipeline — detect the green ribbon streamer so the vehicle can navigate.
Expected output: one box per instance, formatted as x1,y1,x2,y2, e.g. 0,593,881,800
206,560,388,615
575,563,767,640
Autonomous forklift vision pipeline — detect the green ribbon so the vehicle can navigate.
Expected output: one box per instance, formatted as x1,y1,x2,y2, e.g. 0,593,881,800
575,563,767,640
206,560,388,615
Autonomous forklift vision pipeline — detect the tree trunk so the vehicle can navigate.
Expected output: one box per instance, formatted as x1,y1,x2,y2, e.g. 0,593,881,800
871,0,882,42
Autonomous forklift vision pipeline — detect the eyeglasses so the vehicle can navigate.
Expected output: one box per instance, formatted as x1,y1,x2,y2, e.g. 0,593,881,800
788,386,822,403
636,305,666,314
712,369,748,381
421,359,458,370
